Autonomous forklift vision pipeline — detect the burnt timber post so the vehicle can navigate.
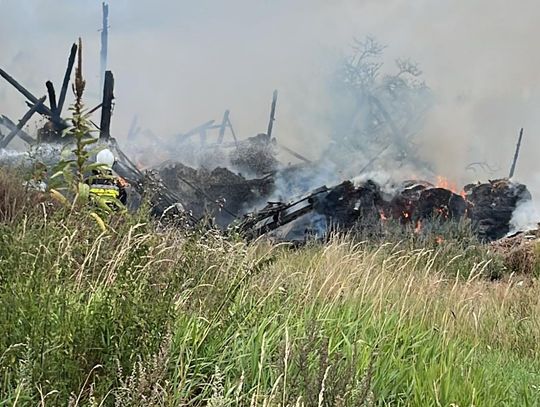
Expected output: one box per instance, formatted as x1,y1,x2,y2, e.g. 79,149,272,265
0,67,42,106
100,2,109,95
46,81,57,113
0,96,45,148
0,116,36,144
56,43,78,116
0,68,60,127
227,116,239,148
266,89,278,140
509,128,524,179
217,110,230,144
99,70,114,141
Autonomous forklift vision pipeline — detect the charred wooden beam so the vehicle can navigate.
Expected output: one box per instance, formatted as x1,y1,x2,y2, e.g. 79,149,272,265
99,70,114,140
0,66,67,131
0,116,36,144
217,110,230,144
278,144,312,164
90,120,101,132
227,116,239,148
174,172,239,219
0,67,43,106
266,89,278,139
178,120,215,142
25,100,49,116
238,186,329,240
87,102,103,116
46,81,57,113
0,96,45,148
56,43,78,116
509,128,524,179
100,2,109,95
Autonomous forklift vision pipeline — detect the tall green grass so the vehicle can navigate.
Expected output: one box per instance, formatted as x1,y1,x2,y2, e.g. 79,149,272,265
0,172,539,406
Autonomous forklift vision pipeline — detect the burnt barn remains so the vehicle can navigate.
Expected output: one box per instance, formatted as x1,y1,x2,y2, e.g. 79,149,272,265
0,34,534,244
236,177,531,242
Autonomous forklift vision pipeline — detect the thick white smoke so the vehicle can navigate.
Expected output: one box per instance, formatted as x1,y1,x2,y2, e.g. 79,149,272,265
1,0,540,199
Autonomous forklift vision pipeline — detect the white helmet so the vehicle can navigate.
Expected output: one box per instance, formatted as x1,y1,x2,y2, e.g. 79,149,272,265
96,148,115,167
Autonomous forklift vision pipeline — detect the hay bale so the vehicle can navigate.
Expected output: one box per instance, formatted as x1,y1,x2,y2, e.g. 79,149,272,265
490,230,540,274
465,179,531,241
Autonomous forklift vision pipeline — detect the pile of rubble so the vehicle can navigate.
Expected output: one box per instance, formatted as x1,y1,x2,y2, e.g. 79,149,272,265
159,163,273,227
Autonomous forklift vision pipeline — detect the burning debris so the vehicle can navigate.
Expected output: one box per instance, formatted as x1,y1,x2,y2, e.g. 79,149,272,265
229,133,279,177
0,28,536,246
159,162,273,227
385,180,467,224
237,177,531,243
0,43,534,243
465,179,531,241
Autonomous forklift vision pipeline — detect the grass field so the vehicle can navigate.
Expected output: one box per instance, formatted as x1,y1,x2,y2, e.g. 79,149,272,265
1,171,540,406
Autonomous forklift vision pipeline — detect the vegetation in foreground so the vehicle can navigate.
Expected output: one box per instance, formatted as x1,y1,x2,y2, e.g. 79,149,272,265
1,170,540,406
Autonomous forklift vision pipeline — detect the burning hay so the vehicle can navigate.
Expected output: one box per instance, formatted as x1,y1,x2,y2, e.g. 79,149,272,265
385,180,467,224
237,177,532,243
465,179,531,241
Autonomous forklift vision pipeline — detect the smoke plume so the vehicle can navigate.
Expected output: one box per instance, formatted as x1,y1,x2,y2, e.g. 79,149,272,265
1,0,540,201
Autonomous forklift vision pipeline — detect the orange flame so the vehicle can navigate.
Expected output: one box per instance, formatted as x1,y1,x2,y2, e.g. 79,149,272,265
436,176,458,192
117,176,129,188
414,220,422,233
436,176,466,198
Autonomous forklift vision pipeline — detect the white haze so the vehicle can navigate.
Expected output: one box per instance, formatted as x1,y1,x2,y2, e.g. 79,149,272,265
510,199,540,234
1,0,540,204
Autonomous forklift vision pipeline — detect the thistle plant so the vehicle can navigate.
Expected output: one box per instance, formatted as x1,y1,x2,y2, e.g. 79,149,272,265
48,38,119,217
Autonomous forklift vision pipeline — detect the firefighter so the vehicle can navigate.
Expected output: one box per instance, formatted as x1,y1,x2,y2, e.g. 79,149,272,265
88,148,127,209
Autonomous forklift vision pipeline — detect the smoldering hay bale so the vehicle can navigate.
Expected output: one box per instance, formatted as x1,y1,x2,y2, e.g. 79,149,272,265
239,177,532,242
229,133,279,177
312,180,384,228
465,179,531,241
385,180,466,224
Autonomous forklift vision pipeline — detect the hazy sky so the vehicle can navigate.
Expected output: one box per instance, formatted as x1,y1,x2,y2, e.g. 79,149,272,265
1,0,540,190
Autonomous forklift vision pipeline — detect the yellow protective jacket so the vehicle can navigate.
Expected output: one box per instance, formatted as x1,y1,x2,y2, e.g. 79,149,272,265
87,170,127,207
89,183,120,200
